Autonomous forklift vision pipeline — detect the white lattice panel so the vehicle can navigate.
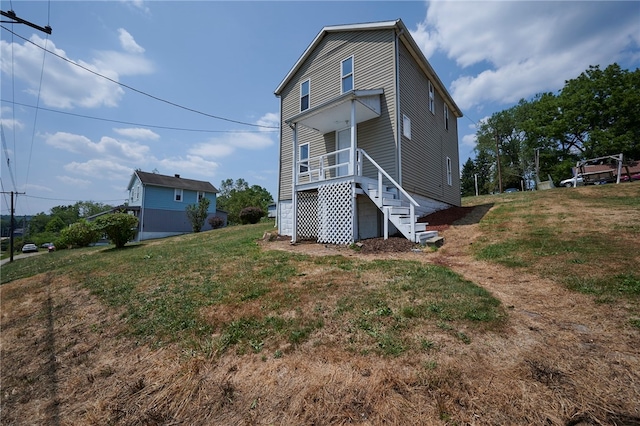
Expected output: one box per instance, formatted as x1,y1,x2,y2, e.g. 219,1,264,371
317,181,354,245
297,191,318,240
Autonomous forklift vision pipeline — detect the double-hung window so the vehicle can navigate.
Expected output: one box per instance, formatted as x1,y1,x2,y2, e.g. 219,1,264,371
299,143,309,174
341,56,353,93
300,79,310,112
428,81,435,114
446,157,453,186
197,191,205,201
444,104,449,130
174,188,183,202
403,114,411,139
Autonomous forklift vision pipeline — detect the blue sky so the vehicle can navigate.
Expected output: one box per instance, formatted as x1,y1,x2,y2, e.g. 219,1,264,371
1,1,639,215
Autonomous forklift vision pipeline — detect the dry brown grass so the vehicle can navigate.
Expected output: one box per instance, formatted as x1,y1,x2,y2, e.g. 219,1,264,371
2,184,640,425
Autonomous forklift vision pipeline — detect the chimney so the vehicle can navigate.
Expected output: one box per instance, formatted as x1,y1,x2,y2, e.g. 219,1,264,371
174,174,180,178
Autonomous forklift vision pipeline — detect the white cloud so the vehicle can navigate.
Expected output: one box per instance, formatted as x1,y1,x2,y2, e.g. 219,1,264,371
461,133,477,150
0,118,24,131
56,175,91,188
23,183,53,193
189,112,278,159
118,28,145,54
64,159,132,180
113,127,159,140
157,155,220,177
0,32,152,109
45,132,150,162
412,1,640,110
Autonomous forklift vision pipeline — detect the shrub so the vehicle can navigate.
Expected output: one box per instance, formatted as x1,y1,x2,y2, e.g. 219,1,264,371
239,206,264,224
59,220,100,248
208,215,225,229
186,198,211,233
93,213,139,249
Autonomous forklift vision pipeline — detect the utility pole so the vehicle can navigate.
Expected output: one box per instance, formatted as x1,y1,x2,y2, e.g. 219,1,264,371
1,9,52,34
1,191,25,263
494,131,503,194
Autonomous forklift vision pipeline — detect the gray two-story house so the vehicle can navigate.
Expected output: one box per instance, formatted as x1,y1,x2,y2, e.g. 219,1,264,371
274,19,462,245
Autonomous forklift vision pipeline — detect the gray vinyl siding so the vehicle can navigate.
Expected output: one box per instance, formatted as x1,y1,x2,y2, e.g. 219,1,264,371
398,42,461,206
278,29,397,201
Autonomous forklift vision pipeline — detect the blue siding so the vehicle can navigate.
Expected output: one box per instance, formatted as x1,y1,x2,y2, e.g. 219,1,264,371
128,176,143,207
143,186,216,212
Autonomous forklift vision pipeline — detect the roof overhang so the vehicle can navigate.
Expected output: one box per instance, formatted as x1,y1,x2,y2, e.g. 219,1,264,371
286,89,383,134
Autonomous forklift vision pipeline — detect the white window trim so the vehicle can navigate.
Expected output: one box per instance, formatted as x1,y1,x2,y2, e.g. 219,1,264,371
444,104,449,130
300,79,310,112
428,81,435,114
174,188,183,202
299,143,309,173
197,191,206,201
341,56,354,93
402,114,411,139
446,157,453,186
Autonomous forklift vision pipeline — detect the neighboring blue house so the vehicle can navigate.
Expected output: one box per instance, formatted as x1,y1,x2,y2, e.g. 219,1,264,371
126,170,220,241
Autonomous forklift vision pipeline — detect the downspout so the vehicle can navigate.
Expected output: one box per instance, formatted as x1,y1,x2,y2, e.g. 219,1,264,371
395,28,404,186
275,95,282,230
291,122,298,243
350,99,357,242
139,185,145,242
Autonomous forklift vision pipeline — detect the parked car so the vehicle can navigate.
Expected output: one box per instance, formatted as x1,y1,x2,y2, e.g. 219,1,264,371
22,243,38,253
560,175,584,187
503,188,519,193
41,242,56,252
620,173,640,182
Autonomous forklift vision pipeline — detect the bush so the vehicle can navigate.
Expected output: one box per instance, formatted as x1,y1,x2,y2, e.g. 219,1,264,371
93,213,138,249
59,220,100,248
239,206,264,224
186,198,211,233
207,215,225,229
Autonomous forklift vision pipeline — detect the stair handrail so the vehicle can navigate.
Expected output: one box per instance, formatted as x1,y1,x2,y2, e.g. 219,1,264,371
357,149,419,208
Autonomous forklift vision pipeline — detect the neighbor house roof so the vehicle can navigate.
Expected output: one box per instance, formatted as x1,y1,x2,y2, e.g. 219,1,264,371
128,171,219,193
274,19,462,117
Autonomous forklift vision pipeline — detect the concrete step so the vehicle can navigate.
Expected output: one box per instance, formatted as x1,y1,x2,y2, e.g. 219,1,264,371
414,230,439,244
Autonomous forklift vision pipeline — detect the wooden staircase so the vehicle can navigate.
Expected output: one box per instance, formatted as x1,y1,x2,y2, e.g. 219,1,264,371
360,179,438,244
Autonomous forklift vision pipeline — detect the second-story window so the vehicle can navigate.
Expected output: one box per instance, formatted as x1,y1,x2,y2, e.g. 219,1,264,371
197,191,205,201
301,79,310,111
403,114,411,139
428,81,435,114
174,188,183,202
341,56,353,93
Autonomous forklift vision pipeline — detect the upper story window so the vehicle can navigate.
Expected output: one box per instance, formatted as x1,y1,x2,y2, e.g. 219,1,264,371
299,143,309,173
428,81,435,114
444,104,450,130
197,191,206,201
174,188,183,202
300,79,310,112
341,56,353,93
403,114,411,139
446,157,453,186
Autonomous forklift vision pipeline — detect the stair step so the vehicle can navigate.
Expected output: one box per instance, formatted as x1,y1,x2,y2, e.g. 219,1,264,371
415,231,439,244
388,207,409,215
368,189,396,200
381,198,402,207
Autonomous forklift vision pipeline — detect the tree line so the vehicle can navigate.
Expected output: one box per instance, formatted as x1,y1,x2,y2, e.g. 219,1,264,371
461,63,640,196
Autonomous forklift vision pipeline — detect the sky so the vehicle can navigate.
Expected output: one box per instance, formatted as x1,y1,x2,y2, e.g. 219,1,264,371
1,1,639,216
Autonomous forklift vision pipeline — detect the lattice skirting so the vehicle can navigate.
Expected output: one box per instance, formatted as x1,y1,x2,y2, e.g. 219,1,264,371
296,191,319,240
317,181,354,245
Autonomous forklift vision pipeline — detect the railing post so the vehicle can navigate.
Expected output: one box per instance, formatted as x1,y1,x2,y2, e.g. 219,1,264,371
410,204,415,241
383,207,389,240
378,171,383,201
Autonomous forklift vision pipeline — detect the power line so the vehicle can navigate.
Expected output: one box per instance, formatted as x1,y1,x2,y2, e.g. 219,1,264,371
1,99,278,134
1,25,279,129
23,194,125,203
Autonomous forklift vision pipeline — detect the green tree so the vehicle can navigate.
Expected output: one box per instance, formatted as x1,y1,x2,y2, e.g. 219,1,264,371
45,216,66,233
50,204,80,226
75,201,113,218
217,179,273,225
28,212,51,234
59,220,100,248
460,158,476,197
186,197,211,233
93,213,138,249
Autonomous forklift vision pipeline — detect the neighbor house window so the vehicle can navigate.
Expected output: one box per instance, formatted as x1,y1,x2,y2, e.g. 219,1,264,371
341,56,353,93
444,104,449,130
446,157,452,186
428,81,435,114
300,79,310,111
299,143,309,173
174,188,183,202
403,114,411,139
197,191,205,201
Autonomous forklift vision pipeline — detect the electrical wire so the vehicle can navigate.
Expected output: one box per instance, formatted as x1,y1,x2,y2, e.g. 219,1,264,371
0,99,278,134
0,25,279,129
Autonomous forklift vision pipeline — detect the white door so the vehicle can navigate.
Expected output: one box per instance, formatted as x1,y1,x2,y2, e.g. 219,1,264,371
336,128,351,177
